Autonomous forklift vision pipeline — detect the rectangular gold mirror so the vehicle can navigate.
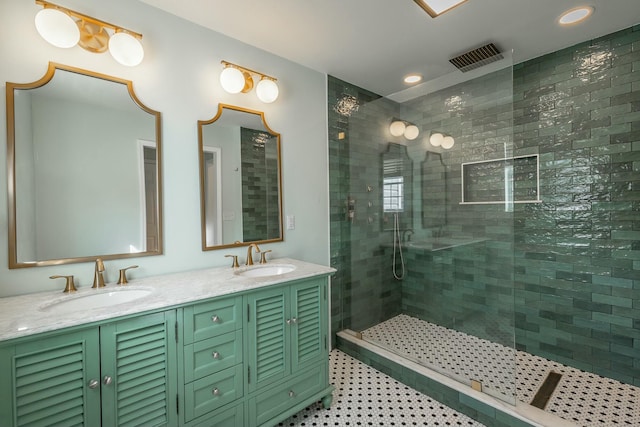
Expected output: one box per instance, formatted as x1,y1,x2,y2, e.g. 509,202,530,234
6,62,163,268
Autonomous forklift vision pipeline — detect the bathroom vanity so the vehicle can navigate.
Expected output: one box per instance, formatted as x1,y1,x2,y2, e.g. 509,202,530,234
0,258,335,427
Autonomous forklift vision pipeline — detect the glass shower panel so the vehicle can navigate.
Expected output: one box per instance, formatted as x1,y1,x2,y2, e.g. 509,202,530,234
336,60,517,404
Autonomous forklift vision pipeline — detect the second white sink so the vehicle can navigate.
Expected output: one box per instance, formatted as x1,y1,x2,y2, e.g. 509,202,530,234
40,289,152,315
235,264,296,278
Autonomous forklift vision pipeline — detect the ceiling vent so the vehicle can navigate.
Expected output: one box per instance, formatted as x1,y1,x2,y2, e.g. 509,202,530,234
449,43,503,72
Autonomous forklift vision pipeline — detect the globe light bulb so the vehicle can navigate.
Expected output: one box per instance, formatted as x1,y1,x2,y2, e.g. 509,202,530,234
404,125,419,140
442,136,455,149
108,32,144,66
35,8,80,48
389,121,406,137
429,132,444,147
256,78,279,103
220,67,246,94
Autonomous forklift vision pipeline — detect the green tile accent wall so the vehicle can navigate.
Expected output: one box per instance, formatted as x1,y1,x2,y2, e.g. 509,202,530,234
511,26,640,386
329,24,640,395
327,79,403,340
240,127,280,242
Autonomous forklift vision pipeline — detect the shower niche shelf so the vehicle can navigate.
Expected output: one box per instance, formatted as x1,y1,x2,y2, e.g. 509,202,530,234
460,154,541,205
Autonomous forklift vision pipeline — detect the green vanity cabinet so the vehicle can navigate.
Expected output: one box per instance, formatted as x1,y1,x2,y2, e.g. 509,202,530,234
0,265,334,427
180,295,245,426
0,328,101,426
246,277,333,426
0,311,178,427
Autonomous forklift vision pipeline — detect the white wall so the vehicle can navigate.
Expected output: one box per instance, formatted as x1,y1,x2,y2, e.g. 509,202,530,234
0,0,330,296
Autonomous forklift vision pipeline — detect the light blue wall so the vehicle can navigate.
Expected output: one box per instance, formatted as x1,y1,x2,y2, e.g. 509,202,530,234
0,0,330,296
30,93,152,259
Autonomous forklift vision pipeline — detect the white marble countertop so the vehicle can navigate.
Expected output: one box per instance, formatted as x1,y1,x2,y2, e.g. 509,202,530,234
0,258,335,342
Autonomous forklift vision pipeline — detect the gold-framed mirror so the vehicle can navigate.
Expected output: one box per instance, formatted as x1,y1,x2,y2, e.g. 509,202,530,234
198,104,283,250
6,62,163,268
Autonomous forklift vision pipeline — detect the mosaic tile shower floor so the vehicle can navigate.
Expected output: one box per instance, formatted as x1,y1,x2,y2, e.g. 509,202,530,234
278,349,484,426
362,314,640,427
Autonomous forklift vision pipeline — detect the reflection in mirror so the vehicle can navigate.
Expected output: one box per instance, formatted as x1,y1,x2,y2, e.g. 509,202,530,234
381,143,413,231
421,151,447,228
198,104,283,250
7,62,163,268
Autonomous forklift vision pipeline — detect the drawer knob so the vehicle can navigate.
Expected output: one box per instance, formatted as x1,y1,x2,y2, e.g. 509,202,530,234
211,315,221,323
212,351,220,359
288,390,295,398
212,388,221,396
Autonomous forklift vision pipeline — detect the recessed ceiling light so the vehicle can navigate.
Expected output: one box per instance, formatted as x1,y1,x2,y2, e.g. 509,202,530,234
558,6,594,25
404,74,423,84
413,0,468,18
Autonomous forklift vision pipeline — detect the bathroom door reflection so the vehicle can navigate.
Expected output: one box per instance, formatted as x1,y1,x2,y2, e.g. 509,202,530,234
203,147,222,246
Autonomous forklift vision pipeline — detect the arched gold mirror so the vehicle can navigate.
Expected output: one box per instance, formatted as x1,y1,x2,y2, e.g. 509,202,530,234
7,62,163,268
198,104,283,250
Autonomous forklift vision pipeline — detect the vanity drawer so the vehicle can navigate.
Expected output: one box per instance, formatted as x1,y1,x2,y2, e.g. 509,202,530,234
189,402,244,427
184,364,244,422
250,364,325,426
184,330,243,382
183,296,242,344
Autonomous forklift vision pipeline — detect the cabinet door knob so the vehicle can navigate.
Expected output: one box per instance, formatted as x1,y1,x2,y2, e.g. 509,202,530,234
288,390,295,398
212,388,221,396
103,376,113,386
88,379,99,389
290,317,298,324
211,315,221,323
212,351,220,359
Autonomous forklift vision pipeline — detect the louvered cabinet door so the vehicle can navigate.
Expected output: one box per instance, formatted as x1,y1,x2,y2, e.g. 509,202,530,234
246,286,290,393
0,329,101,427
290,279,326,373
99,311,178,427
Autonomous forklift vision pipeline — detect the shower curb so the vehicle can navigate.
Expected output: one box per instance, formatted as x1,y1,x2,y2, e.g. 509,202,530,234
336,331,578,427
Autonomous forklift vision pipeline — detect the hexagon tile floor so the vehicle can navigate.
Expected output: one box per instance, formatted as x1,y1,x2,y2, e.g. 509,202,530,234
362,314,640,427
278,349,484,427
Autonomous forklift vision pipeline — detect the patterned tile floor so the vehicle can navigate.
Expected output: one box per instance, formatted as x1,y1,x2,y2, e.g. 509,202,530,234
362,314,640,427
278,349,485,426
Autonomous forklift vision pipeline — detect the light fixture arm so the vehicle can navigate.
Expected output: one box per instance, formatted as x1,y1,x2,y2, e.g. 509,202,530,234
221,60,277,82
35,0,142,39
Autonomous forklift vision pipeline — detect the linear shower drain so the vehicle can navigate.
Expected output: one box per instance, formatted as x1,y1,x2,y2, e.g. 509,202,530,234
530,371,562,409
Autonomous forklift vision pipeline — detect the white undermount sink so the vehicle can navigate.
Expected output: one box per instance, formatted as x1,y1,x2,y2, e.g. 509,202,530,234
40,289,152,315
235,264,296,278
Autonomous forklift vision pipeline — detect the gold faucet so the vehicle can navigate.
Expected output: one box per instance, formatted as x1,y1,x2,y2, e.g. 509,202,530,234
117,265,138,285
245,243,261,266
92,258,106,288
50,275,77,293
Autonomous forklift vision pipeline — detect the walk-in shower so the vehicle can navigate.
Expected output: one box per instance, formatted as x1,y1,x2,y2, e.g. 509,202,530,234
329,25,640,427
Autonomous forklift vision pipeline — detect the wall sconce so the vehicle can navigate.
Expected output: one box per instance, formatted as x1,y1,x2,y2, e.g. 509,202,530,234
34,0,144,66
389,119,420,140
429,132,455,149
220,60,279,104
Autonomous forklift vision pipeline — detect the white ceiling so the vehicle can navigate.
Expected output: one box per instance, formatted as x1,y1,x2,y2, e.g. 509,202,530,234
140,0,639,97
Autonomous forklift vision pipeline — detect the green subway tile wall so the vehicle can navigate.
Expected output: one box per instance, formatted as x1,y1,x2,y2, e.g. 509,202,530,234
240,127,280,242
329,24,640,402
511,26,640,386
